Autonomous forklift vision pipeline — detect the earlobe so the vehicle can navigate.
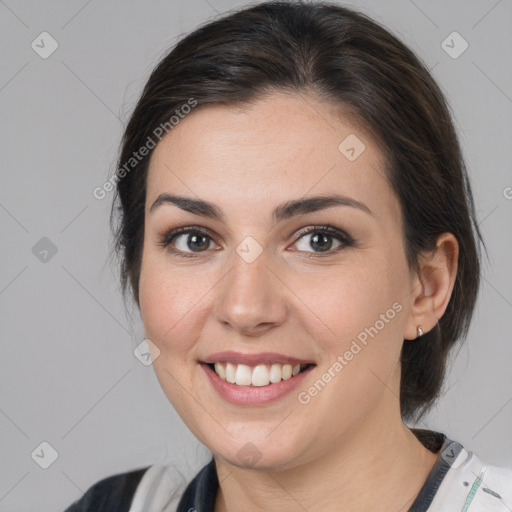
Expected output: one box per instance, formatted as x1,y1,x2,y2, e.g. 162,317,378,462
404,232,459,340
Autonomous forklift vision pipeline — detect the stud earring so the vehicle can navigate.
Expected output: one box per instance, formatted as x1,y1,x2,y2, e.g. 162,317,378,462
417,326,424,337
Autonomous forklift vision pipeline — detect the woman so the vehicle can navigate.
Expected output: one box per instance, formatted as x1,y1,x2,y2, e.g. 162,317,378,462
64,1,512,510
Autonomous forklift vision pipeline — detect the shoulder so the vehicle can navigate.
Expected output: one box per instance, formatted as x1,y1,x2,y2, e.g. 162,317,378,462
63,466,150,512
128,460,215,511
475,461,512,504
430,441,512,511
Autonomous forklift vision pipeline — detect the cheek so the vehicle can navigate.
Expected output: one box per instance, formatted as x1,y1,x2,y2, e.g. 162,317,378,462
311,263,399,334
303,275,405,426
138,253,214,358
138,256,210,415
310,260,406,376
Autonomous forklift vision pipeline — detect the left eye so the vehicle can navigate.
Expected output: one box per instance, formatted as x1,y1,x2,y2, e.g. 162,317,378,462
291,227,352,254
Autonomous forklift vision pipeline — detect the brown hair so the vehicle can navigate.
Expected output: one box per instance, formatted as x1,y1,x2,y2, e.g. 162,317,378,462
110,0,483,422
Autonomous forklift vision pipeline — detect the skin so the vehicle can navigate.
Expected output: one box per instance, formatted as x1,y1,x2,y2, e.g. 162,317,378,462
139,92,459,511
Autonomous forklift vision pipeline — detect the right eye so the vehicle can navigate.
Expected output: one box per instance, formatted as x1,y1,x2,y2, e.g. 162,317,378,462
156,227,220,257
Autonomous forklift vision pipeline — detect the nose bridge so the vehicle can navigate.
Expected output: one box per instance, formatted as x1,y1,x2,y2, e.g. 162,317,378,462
214,242,286,334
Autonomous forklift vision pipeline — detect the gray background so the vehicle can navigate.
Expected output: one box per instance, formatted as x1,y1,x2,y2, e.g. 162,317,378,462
0,0,511,510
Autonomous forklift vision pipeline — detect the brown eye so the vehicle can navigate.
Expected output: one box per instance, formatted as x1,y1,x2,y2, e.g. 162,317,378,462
174,232,212,252
157,227,218,255
291,226,354,254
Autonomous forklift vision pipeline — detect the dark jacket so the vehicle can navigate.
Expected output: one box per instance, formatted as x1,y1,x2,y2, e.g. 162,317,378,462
63,466,149,512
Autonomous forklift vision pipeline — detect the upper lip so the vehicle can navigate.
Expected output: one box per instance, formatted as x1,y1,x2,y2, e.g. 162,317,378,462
201,351,315,366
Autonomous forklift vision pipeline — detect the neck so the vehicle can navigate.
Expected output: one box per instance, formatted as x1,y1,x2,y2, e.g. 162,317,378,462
213,416,439,512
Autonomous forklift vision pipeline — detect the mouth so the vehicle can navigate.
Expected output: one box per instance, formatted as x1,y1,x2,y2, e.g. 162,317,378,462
205,361,314,387
200,355,316,405
199,351,317,401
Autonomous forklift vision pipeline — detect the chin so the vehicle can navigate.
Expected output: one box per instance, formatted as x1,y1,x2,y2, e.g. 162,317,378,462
208,434,307,472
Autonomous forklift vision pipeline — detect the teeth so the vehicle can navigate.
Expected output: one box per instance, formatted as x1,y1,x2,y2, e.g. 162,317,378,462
225,362,236,384
214,362,226,380
269,364,282,383
212,362,308,386
235,364,252,386
282,364,292,380
252,364,269,386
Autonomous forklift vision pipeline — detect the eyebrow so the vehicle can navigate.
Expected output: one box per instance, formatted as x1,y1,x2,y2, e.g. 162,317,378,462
149,193,373,224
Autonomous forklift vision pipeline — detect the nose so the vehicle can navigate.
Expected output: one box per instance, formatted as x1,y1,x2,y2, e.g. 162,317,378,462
213,248,288,337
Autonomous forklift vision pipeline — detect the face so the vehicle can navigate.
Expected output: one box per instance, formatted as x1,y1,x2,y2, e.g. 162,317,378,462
139,93,417,470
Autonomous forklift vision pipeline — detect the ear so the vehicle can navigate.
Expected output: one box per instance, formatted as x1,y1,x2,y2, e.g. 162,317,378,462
403,232,459,340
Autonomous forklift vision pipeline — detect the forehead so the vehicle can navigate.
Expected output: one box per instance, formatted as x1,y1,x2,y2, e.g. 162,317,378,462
146,93,397,225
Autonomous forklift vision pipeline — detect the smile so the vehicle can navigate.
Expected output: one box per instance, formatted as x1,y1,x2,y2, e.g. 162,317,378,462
209,362,312,387
200,351,316,405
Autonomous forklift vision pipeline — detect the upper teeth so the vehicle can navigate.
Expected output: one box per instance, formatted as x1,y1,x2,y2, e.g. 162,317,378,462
214,362,304,387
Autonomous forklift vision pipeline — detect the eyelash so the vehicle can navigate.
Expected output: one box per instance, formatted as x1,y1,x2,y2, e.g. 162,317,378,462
156,225,355,258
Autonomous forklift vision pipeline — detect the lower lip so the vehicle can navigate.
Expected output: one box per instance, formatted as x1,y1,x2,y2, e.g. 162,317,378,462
201,363,314,406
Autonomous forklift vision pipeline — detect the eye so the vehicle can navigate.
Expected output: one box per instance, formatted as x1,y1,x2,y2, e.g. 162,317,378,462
156,227,218,257
290,225,354,255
